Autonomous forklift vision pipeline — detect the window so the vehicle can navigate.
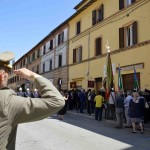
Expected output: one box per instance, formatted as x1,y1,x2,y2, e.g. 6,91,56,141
43,45,46,55
58,32,64,45
92,4,104,26
119,0,136,10
23,59,25,66
36,65,39,74
37,50,40,58
76,21,81,35
20,61,22,68
49,39,53,50
73,46,82,63
49,59,52,70
43,63,45,73
32,53,35,61
95,37,102,56
119,21,137,48
126,0,132,7
58,54,62,67
126,25,133,46
28,56,30,63
32,67,34,72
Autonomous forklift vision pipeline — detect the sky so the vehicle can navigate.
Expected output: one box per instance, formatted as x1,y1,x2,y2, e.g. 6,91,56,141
0,0,81,61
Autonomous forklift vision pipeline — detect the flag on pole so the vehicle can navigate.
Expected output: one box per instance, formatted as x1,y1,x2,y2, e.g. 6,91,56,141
118,65,123,91
105,51,114,100
133,66,139,91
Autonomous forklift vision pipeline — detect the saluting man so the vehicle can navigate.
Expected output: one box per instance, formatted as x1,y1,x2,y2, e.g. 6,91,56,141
0,51,65,150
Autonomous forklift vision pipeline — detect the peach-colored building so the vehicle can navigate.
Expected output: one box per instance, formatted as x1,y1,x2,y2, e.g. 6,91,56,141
68,0,150,92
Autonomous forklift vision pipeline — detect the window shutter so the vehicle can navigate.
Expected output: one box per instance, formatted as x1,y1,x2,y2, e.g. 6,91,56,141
50,40,53,50
92,10,96,25
58,55,62,67
43,63,45,72
58,34,60,45
96,37,101,56
37,65,39,74
28,56,30,63
79,46,82,62
73,49,76,63
62,32,64,43
99,38,102,55
37,50,40,57
133,21,137,45
50,60,52,70
77,21,81,34
119,27,124,49
99,4,104,21
43,45,46,54
119,0,124,10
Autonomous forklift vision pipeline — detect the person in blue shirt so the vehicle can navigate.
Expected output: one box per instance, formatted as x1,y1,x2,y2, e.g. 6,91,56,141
78,89,86,113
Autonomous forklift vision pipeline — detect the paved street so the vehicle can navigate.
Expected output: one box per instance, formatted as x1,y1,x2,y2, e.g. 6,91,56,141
16,111,150,150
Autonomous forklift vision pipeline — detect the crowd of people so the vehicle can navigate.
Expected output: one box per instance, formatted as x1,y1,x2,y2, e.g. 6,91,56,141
107,89,150,133
16,87,40,98
50,88,150,134
1,50,149,150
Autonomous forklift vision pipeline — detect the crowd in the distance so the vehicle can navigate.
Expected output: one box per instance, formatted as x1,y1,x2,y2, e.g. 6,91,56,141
16,87,40,98
16,87,150,134
62,88,149,134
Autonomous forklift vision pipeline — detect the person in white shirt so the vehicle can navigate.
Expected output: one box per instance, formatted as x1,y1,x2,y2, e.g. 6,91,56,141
124,90,133,127
108,88,116,119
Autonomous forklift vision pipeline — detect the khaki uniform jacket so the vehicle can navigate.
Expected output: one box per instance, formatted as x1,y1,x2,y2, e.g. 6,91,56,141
0,76,65,150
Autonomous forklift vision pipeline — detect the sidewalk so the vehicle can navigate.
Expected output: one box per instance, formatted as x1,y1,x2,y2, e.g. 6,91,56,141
66,109,150,131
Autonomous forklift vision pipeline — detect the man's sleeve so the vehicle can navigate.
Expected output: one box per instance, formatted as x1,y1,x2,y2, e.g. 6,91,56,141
7,76,65,124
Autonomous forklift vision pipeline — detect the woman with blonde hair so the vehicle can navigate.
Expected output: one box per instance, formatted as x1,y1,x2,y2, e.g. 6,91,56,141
129,92,145,134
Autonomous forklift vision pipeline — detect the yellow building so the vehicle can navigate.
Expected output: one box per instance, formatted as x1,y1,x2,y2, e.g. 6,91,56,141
68,0,150,92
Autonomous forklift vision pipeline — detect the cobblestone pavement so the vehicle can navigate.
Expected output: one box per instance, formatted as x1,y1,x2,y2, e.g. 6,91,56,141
16,111,150,150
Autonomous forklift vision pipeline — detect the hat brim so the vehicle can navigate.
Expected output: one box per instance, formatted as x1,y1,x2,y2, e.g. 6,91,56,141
0,51,15,62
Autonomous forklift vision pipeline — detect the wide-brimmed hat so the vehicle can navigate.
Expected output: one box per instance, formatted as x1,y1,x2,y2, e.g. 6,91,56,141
0,51,15,69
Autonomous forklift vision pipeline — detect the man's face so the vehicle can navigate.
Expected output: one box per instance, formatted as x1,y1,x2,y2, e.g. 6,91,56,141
0,68,9,87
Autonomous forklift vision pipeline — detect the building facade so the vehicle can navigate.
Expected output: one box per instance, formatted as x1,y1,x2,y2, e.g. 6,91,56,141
40,23,69,91
68,0,150,92
53,25,69,91
9,22,69,92
9,46,41,91
9,0,150,93
40,35,54,83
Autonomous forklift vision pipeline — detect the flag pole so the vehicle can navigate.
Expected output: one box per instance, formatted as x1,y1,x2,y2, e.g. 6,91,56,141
105,41,115,100
133,66,139,91
118,64,125,99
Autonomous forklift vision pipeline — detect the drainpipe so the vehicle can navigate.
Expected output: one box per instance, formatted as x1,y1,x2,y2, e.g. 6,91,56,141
87,33,90,84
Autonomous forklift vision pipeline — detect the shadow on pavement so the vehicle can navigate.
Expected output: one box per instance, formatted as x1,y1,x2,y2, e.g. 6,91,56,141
52,110,150,150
